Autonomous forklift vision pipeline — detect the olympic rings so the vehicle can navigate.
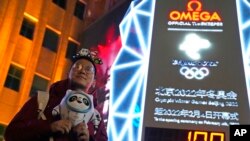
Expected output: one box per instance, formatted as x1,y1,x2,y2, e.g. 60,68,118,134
180,67,209,80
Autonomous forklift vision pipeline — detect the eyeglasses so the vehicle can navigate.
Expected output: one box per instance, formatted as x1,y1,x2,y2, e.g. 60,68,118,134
73,63,95,74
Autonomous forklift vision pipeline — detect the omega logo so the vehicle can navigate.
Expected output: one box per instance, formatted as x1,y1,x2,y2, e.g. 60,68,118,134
169,0,222,22
187,0,202,12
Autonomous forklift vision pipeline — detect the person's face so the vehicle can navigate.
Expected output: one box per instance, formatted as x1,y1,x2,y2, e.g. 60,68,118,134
68,59,96,91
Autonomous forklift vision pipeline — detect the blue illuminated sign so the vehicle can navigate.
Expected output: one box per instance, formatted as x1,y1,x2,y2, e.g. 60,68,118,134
107,0,156,141
107,0,250,141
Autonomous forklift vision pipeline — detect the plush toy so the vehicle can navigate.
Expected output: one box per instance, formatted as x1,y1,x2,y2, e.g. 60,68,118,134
52,89,101,132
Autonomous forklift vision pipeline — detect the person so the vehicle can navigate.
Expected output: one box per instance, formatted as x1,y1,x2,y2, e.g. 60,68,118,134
4,48,108,141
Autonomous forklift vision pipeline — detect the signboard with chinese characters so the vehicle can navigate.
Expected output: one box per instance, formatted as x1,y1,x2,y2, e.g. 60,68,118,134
142,0,250,141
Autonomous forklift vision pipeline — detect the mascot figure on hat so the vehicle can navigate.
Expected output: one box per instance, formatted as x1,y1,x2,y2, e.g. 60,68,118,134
52,89,101,133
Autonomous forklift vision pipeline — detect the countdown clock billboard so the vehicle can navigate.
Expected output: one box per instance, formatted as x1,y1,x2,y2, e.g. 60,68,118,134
107,0,250,141
141,0,250,141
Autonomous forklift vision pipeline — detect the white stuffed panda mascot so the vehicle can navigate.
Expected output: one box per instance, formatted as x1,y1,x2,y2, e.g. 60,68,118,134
52,89,101,133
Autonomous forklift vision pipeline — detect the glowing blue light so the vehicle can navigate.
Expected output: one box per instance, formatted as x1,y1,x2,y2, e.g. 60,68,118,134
236,0,250,109
107,0,156,141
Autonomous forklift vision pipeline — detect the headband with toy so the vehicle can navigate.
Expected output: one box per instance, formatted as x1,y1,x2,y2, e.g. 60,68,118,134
72,48,103,65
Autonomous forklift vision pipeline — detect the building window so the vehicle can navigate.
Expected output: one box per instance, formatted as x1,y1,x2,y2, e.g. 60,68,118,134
52,0,67,9
20,17,35,40
42,28,59,52
66,40,78,60
4,65,23,91
30,75,49,97
74,0,86,20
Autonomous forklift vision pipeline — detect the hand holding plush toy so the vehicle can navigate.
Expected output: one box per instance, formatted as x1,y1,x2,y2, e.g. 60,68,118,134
52,89,101,132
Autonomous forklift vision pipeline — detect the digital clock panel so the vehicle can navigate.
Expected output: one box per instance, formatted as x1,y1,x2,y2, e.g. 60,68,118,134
145,127,225,141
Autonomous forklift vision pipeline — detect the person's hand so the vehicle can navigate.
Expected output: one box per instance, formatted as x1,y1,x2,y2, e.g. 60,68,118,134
73,122,89,141
50,119,72,134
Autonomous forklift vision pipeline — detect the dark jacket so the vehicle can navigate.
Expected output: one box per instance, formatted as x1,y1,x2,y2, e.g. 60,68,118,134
4,79,108,141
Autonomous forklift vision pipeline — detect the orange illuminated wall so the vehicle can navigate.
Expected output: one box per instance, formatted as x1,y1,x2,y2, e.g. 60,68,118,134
0,0,112,126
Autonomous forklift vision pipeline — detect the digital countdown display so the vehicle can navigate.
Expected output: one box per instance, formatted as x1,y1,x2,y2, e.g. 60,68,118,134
107,0,250,141
144,127,225,141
